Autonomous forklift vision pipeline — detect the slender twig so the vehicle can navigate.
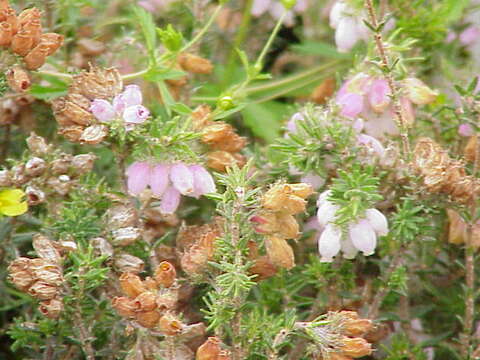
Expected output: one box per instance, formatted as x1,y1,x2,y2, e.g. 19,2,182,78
36,70,73,80
367,248,405,319
180,5,223,53
461,137,480,357
364,0,411,159
73,304,95,360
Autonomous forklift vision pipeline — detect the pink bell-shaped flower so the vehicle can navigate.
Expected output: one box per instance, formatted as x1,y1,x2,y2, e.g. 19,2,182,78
348,219,377,256
318,223,342,262
170,163,195,195
126,162,151,195
150,164,170,198
90,99,116,122
190,165,216,198
365,208,389,236
160,186,181,214
368,78,391,113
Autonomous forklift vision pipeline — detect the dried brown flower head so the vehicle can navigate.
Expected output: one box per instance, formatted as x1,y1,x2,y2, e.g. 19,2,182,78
154,261,177,288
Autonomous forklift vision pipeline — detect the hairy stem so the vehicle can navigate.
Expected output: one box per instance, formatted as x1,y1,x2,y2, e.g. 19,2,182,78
461,136,480,357
364,0,411,159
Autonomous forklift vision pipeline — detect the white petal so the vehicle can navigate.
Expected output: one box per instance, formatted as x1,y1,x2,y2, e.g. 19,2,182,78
316,200,339,228
316,190,332,207
349,219,377,256
318,224,342,262
365,208,389,236
335,17,360,53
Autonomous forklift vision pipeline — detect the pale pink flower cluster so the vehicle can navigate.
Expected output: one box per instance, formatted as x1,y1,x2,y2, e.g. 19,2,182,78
251,0,308,27
126,162,216,214
316,190,388,262
336,73,437,139
90,85,150,129
447,25,480,47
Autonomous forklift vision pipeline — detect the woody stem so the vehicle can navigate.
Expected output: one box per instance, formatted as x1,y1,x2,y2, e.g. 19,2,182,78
364,0,411,159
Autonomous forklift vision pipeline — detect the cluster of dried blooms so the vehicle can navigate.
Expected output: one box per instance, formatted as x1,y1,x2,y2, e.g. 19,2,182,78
112,261,183,329
447,209,480,249
7,234,76,319
304,311,373,360
51,65,123,144
0,133,95,207
252,183,314,269
192,105,247,172
0,94,34,126
177,220,222,276
0,1,63,71
412,137,480,204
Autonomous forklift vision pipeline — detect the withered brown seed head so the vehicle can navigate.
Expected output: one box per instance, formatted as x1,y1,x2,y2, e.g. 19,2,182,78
70,65,123,100
24,42,50,70
135,310,161,329
265,235,295,270
112,296,138,318
38,298,63,319
26,132,50,155
25,186,45,206
11,30,34,56
196,336,221,360
6,65,31,92
154,261,176,288
111,227,141,247
339,337,372,358
79,124,109,145
249,256,278,281
39,33,64,56
119,272,147,298
158,313,184,336
71,153,96,175
32,234,61,263
28,281,59,300
0,22,13,46
207,151,246,172
25,157,46,177
133,291,157,312
339,311,373,337
178,53,213,74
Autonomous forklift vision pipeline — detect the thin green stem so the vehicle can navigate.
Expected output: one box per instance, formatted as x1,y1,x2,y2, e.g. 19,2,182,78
36,70,73,80
180,5,223,53
122,68,149,81
255,11,286,69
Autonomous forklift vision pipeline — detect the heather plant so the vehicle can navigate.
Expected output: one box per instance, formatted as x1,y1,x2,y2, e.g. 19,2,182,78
2,0,480,359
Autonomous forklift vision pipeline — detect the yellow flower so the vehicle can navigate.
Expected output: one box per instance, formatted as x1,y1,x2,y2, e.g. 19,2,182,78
0,189,28,216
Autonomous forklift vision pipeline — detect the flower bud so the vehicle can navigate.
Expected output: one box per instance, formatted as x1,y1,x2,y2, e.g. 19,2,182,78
0,169,12,187
25,157,46,177
339,337,372,358
26,133,50,156
0,22,12,46
111,227,141,246
39,33,64,56
6,65,30,92
91,237,114,257
112,296,138,318
196,337,221,360
51,154,73,174
8,257,34,291
28,281,58,300
136,310,161,328
71,153,96,174
158,313,183,336
403,78,438,105
25,186,45,206
24,43,50,70
265,235,295,269
207,151,245,172
80,124,109,145
32,234,61,263
178,53,213,74
133,291,157,312
119,272,147,298
154,261,176,288
38,298,63,319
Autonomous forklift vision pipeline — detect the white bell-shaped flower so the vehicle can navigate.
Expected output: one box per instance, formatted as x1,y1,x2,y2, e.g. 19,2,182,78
318,224,342,262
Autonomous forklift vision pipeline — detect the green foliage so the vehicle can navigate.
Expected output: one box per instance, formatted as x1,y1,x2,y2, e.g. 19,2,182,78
0,73,8,97
329,165,383,226
382,333,428,360
389,198,430,247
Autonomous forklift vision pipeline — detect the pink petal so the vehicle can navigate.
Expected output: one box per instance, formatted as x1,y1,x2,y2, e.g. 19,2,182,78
170,163,195,195
121,85,143,107
251,0,271,17
316,200,339,228
150,164,170,198
159,186,181,214
459,123,474,137
329,1,347,29
113,94,126,114
368,78,390,113
190,165,216,198
126,162,151,195
300,172,325,189
365,208,389,236
123,105,150,124
459,26,480,46
338,92,364,118
90,99,115,122
357,134,385,156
